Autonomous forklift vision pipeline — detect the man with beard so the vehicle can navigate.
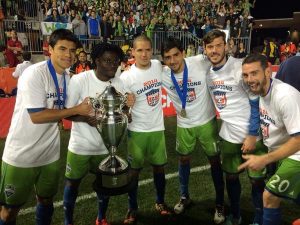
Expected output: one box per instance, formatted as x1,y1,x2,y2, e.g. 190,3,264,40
203,29,267,225
161,37,225,224
240,53,300,225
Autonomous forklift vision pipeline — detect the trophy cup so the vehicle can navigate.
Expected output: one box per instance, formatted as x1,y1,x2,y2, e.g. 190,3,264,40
90,84,134,196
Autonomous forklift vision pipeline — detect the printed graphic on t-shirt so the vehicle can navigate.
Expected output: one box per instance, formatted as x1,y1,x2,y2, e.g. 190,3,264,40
46,87,65,108
187,88,196,102
213,90,227,110
146,88,160,106
260,108,275,140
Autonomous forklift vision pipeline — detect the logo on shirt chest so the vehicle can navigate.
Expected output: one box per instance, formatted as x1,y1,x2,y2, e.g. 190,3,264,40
146,89,160,106
213,91,227,110
4,184,15,198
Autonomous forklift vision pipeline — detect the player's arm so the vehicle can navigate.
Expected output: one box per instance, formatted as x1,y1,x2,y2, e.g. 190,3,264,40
29,97,93,124
239,135,300,171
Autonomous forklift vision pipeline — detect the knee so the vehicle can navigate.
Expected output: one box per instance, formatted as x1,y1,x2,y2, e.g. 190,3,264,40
263,190,281,208
179,155,191,165
208,155,221,167
153,165,165,174
36,196,53,205
0,206,20,222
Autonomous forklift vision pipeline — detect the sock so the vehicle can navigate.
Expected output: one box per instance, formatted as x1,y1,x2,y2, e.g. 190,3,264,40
263,208,281,225
63,185,78,225
96,193,110,221
226,175,241,220
251,179,265,224
209,156,224,206
153,172,166,204
0,219,16,225
128,178,138,210
179,162,190,198
35,203,54,225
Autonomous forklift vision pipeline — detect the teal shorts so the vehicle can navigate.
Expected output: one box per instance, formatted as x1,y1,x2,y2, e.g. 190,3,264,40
266,158,300,202
65,151,107,180
127,130,167,169
176,118,219,157
0,160,60,206
220,139,267,178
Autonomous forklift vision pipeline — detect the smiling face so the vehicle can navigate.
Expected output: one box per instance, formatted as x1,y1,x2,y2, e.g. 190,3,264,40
95,51,120,81
204,36,227,67
132,39,152,69
49,39,77,74
242,61,271,96
163,47,185,73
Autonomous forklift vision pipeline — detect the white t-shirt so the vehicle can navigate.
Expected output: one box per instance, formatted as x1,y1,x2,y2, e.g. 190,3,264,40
12,61,33,78
120,60,164,132
207,56,257,143
66,70,125,155
162,55,215,128
259,78,300,161
3,61,70,167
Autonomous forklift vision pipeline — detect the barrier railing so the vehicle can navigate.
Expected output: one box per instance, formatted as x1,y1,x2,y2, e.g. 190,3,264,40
1,20,251,55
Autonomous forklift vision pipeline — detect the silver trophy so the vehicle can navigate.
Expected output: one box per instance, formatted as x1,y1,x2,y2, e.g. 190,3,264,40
90,84,134,195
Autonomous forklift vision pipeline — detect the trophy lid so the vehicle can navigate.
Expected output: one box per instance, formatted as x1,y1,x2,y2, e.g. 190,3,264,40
99,84,124,103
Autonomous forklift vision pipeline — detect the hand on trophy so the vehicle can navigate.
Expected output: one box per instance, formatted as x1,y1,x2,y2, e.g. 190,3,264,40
124,93,135,123
85,116,98,127
76,97,94,116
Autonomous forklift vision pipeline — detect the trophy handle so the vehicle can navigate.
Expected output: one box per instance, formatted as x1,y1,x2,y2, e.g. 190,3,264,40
89,97,105,120
121,93,132,123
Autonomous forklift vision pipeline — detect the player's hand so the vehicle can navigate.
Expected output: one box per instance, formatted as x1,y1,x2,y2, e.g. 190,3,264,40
126,93,135,108
76,97,94,116
238,154,267,171
241,135,257,153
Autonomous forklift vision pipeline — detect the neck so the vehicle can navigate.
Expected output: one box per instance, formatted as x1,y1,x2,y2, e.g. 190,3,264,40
212,56,227,68
50,59,64,75
135,62,151,70
95,69,110,82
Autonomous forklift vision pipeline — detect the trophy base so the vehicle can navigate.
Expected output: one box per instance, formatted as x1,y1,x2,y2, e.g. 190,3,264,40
93,176,137,196
93,166,136,196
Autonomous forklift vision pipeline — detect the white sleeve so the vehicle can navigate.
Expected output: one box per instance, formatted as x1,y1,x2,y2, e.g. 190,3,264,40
120,71,132,93
12,65,21,78
21,67,48,109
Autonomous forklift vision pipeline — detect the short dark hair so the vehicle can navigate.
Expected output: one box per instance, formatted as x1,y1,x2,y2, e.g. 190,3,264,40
22,51,31,61
90,42,124,66
203,29,226,46
132,34,152,48
48,29,79,48
161,36,183,57
242,53,269,70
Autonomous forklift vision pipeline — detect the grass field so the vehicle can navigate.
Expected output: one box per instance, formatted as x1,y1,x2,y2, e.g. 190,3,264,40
0,116,299,225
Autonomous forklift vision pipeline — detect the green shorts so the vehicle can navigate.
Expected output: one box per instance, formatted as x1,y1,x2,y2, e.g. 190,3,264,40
266,158,300,202
0,160,60,206
65,151,107,180
127,130,167,169
176,118,219,157
220,139,267,178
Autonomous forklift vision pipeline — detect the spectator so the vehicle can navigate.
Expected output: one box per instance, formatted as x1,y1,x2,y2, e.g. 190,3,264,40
69,51,92,75
5,30,23,67
100,15,113,42
0,45,7,67
43,35,50,60
235,41,247,58
12,51,32,78
280,38,297,62
227,37,237,57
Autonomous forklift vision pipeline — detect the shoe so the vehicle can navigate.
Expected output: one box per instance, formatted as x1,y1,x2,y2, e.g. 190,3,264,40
173,197,192,214
214,205,225,224
224,214,242,225
155,203,172,215
96,218,110,225
123,209,137,224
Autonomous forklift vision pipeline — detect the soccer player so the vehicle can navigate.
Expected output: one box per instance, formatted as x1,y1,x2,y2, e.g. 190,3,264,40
161,37,225,224
0,29,93,225
120,35,171,224
239,53,300,225
203,29,267,225
63,43,134,225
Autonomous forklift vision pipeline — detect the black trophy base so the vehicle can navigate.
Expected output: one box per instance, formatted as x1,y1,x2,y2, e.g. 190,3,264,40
93,177,136,196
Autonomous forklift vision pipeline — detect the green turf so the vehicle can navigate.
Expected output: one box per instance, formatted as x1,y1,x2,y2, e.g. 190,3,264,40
1,116,299,225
